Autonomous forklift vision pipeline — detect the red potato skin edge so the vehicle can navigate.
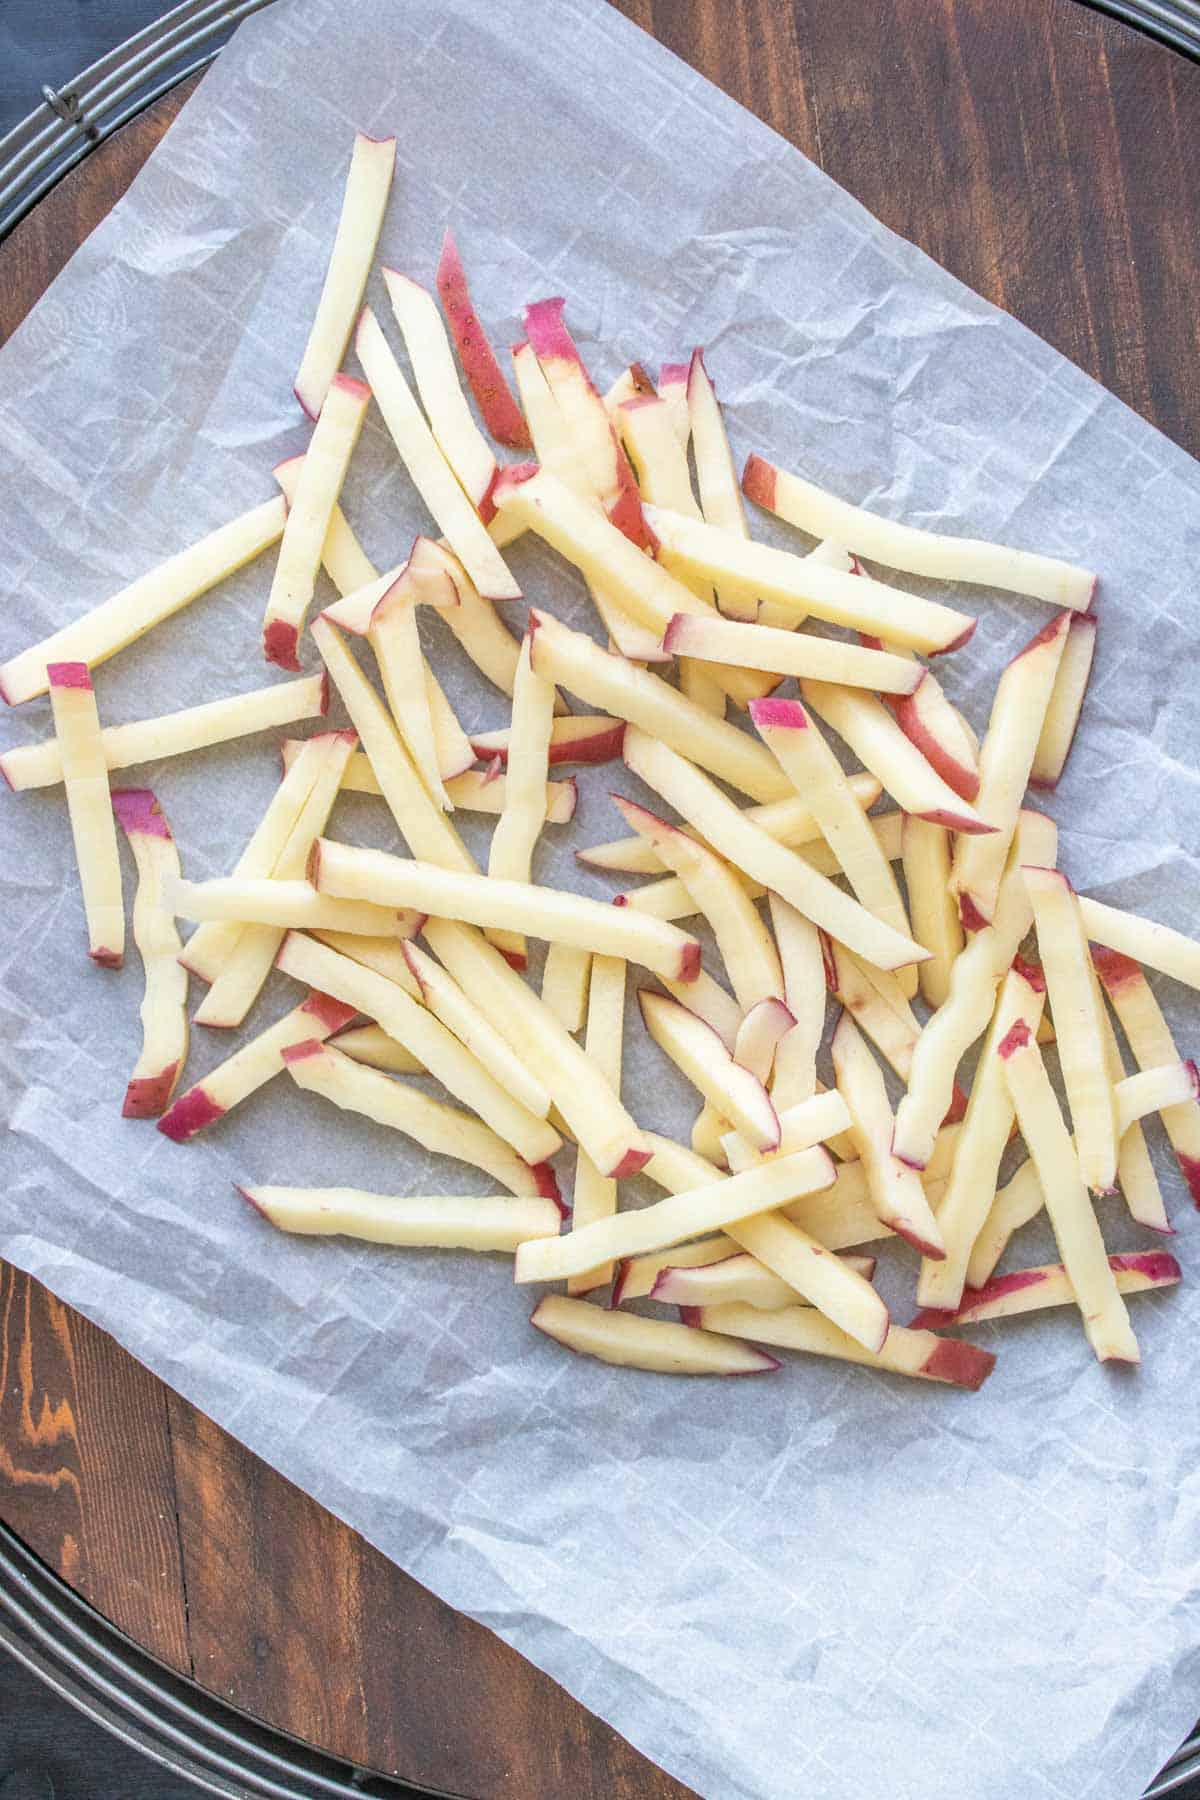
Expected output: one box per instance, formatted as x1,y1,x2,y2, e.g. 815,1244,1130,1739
122,1062,181,1119
301,990,359,1033
740,453,777,513
919,1337,996,1390
90,947,124,969
235,1183,271,1221
1090,944,1141,991
158,1086,227,1142
263,619,302,673
436,230,531,449
47,661,93,690
111,787,172,838
887,689,981,803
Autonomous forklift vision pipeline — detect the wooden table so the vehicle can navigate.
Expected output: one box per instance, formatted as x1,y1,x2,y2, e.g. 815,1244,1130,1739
2,3,1198,1795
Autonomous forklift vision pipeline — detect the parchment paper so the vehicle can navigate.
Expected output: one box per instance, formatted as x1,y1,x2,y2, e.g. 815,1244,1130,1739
3,4,1200,1797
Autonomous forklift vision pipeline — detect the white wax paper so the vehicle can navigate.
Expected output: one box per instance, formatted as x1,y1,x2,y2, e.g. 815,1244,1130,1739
3,3,1200,1797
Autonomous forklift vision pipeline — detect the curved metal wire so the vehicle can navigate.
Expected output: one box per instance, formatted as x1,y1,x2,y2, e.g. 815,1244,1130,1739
0,0,278,239
0,1521,457,1800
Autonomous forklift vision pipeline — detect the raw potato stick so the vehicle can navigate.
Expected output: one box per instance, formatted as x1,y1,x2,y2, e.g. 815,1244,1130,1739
578,774,882,876
111,790,188,1115
401,940,553,1121
656,966,742,1050
693,1304,995,1390
644,505,977,655
664,613,922,693
541,943,593,1034
1077,896,1200,995
245,1185,561,1251
1094,946,1200,1202
487,631,556,962
1024,867,1119,1193
614,796,782,1009
436,230,531,448
167,876,405,938
965,1160,1047,1292
998,1021,1139,1362
329,1025,424,1076
527,611,792,802
1030,611,1098,789
157,990,357,1142
470,715,626,768
354,307,520,601
750,698,914,982
915,959,1047,1313
531,1295,779,1376
283,1039,558,1201
568,953,627,1294
263,374,371,669
311,617,478,872
1088,975,1170,1233
639,989,781,1151
181,735,331,983
193,731,357,1028
1115,1061,1200,1135
311,838,700,981
1,673,329,792
622,727,928,972
294,131,395,418
0,496,285,706
741,452,1095,608
827,943,920,1083
950,613,1070,926
768,896,825,1109
911,1252,1180,1330
652,1250,878,1311
47,664,123,966
275,932,560,1163
368,586,455,809
720,1089,856,1176
686,349,759,622
831,1013,944,1258
799,680,992,834
422,919,648,1180
383,268,500,518
902,817,963,1010
514,1146,835,1285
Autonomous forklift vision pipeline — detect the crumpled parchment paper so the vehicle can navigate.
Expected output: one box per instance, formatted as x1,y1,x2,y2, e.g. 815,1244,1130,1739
3,4,1200,1797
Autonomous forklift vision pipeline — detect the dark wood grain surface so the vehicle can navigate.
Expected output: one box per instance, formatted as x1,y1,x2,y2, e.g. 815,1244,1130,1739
2,3,1198,1795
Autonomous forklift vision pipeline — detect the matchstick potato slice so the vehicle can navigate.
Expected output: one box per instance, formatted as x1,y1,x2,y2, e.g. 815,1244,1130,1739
1115,1060,1200,1135
733,999,795,1083
692,1304,995,1390
532,1295,779,1375
112,790,187,1115
664,614,922,693
402,939,552,1120
643,505,977,655
1025,866,1118,1193
1090,979,1170,1233
275,931,561,1163
436,230,530,448
651,1251,877,1311
311,838,700,981
2,672,329,792
741,452,1095,608
1094,946,1200,1202
950,613,1070,925
567,951,627,1294
486,629,556,962
614,796,782,1009
911,1251,1180,1330
768,896,825,1109
263,374,371,669
245,1185,561,1251
798,680,992,833
1030,611,1098,789
294,131,395,418
47,664,123,966
469,715,625,768
528,612,791,801
831,1013,944,1258
1077,897,1200,995
901,817,963,1010
423,918,648,1180
858,635,981,802
181,735,331,983
750,697,914,976
639,989,781,1151
355,307,520,601
383,267,500,518
166,875,408,938
719,1209,889,1350
541,944,592,1033
514,1145,833,1284
157,989,357,1142
328,1024,424,1076
622,727,928,972
0,496,285,706
998,1021,1138,1362
283,1038,557,1201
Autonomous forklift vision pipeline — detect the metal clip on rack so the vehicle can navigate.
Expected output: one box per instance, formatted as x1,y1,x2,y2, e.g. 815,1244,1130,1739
0,0,279,241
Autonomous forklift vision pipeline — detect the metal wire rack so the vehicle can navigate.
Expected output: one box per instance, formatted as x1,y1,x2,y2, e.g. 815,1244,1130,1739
0,0,280,240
